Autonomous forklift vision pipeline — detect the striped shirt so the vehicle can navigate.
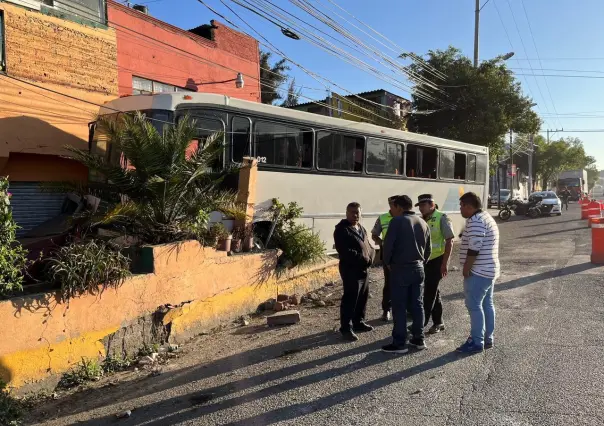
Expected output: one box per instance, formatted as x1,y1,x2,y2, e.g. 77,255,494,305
459,210,500,279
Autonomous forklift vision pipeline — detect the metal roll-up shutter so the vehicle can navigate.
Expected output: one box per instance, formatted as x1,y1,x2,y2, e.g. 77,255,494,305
9,182,66,237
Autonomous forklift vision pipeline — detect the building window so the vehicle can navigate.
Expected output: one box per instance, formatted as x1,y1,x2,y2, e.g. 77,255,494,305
406,144,437,179
366,138,403,175
0,11,5,72
317,131,364,172
132,76,193,95
255,121,313,168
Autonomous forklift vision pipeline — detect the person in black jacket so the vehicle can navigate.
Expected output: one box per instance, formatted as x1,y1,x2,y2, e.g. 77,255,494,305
334,202,376,342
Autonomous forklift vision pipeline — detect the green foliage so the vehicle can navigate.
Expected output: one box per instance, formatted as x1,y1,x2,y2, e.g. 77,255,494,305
534,136,596,188
269,199,325,269
137,343,160,357
586,165,600,189
59,112,238,245
208,222,229,241
0,380,24,426
280,78,302,108
43,240,130,301
57,358,103,390
260,51,290,105
406,47,541,151
101,355,133,374
0,178,29,298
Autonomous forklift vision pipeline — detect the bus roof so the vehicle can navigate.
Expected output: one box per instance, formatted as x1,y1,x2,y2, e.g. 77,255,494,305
101,93,488,155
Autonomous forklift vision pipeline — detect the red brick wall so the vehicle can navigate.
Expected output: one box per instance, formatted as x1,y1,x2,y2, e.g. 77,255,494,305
107,1,261,102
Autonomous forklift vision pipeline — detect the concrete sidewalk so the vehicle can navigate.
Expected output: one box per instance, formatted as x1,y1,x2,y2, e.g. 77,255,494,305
26,205,604,426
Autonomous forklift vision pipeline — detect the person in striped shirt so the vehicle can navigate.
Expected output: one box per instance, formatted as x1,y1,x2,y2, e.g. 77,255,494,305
456,192,500,354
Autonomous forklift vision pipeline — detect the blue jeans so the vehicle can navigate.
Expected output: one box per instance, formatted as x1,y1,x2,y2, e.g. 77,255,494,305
390,264,425,346
463,273,496,346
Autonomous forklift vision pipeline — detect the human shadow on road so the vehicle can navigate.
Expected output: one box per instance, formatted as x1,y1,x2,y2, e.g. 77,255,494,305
522,218,580,228
517,226,586,239
28,330,375,423
77,346,463,426
443,261,599,302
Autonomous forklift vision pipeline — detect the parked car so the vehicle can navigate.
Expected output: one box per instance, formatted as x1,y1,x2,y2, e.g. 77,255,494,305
529,191,562,216
488,189,511,208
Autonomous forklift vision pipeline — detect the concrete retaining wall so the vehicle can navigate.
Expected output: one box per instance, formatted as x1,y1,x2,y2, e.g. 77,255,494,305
0,241,338,391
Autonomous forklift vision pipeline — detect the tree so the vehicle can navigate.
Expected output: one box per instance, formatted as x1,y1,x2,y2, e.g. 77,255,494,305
260,51,289,105
406,47,541,152
586,165,600,189
533,136,596,188
61,113,240,245
280,78,302,108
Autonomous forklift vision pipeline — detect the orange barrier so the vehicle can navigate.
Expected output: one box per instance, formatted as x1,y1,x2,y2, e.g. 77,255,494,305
587,200,601,227
581,198,590,219
591,217,604,264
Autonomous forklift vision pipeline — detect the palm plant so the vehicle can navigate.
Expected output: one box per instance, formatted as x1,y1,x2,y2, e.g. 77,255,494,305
62,112,241,245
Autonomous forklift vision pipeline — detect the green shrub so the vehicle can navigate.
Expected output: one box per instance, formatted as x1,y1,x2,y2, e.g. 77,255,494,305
101,355,133,374
43,240,130,300
57,358,104,390
0,380,24,426
269,199,325,269
0,177,29,298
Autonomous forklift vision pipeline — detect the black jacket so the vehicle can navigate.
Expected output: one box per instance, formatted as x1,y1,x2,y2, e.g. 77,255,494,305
333,219,375,270
383,212,431,267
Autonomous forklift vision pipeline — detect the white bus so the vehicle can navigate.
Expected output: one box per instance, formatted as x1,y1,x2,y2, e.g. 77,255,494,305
92,93,489,252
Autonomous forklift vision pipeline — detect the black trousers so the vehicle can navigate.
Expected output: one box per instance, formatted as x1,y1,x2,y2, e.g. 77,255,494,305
339,266,369,331
382,264,391,312
423,255,444,327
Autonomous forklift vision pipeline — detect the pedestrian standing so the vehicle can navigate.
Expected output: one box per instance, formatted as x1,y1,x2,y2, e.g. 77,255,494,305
381,195,431,354
560,187,571,211
371,195,399,322
416,194,454,334
456,192,500,354
334,202,376,342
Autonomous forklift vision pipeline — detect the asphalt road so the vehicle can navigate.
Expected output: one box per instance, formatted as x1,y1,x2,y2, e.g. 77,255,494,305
26,204,604,426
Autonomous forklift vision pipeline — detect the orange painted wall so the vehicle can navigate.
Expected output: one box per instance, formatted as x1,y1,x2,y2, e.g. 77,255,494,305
108,1,261,102
0,241,338,389
0,2,119,181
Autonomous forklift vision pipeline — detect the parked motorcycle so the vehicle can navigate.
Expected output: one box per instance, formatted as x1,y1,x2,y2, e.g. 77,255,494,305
498,198,543,221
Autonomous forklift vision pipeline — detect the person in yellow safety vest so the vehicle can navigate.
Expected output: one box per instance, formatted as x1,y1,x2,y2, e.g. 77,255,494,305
416,194,455,334
371,195,400,322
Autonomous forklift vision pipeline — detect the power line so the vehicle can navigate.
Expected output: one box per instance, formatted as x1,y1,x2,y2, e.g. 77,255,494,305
503,0,553,126
513,73,604,79
519,0,563,129
491,0,549,127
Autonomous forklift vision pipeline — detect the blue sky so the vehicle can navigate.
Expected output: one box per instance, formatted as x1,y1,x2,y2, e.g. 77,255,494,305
142,0,604,167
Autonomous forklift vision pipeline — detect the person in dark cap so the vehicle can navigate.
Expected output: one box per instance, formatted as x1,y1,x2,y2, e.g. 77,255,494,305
381,195,431,353
416,194,455,334
371,195,399,322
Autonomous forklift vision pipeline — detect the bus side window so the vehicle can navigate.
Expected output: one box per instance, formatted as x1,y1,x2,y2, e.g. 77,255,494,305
231,116,251,163
454,152,466,180
366,138,404,175
255,121,312,168
476,154,488,183
317,131,364,172
467,154,477,181
406,144,437,179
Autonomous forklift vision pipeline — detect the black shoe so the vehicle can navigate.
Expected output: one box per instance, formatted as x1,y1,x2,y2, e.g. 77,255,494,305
409,338,427,350
353,322,374,333
484,339,494,349
341,330,359,342
381,344,409,354
428,324,445,334
381,311,391,322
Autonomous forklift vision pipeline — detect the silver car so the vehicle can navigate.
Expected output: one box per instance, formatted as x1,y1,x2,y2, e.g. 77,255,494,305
488,189,511,208
529,191,562,216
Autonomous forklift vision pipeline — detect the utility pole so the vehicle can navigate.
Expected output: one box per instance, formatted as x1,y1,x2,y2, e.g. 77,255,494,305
509,129,514,196
528,133,534,193
474,0,480,67
546,128,564,143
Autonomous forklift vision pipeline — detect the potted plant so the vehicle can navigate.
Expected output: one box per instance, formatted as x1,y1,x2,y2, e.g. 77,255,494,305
231,226,244,253
209,223,230,251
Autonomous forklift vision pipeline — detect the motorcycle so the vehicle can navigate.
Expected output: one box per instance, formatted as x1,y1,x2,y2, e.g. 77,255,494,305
498,198,543,221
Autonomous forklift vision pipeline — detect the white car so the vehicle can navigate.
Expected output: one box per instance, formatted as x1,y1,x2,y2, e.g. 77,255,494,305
529,191,562,216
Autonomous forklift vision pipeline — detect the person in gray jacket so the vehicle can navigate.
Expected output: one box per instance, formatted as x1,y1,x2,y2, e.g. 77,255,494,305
381,195,432,354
